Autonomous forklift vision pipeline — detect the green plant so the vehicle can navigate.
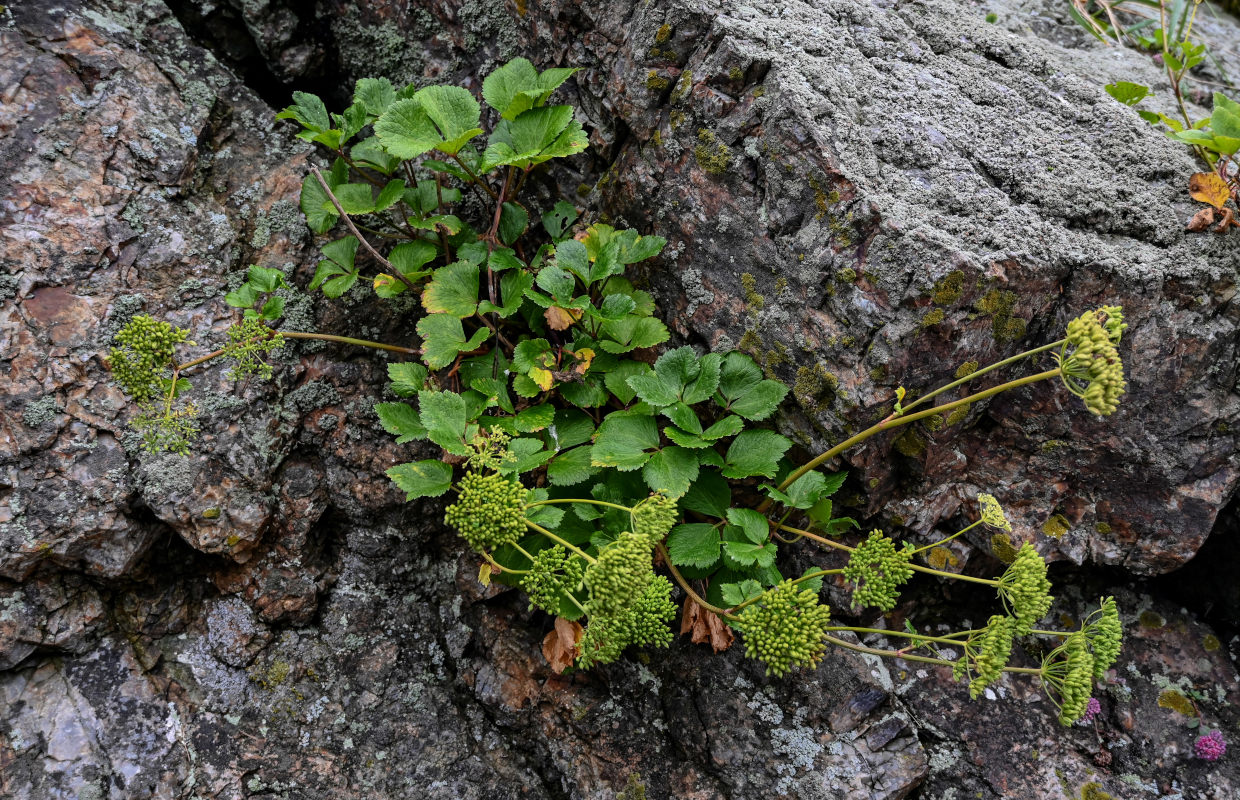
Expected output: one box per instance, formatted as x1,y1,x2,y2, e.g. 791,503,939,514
1073,1,1239,230
107,58,1130,726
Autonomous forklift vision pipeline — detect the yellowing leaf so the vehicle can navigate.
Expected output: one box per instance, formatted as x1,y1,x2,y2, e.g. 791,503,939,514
544,305,583,330
530,368,554,391
478,562,492,586
1189,172,1231,210
374,273,395,290
565,347,594,377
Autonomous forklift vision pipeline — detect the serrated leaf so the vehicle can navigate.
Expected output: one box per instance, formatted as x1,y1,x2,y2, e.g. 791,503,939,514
513,338,555,373
480,105,588,171
350,136,402,174
321,272,358,299
542,200,579,240
478,270,534,318
721,430,791,479
797,567,825,594
720,579,765,606
246,265,287,293
374,99,440,160
386,460,453,499
388,362,428,396
603,360,650,405
354,77,396,117
661,402,701,434
422,260,480,318
591,412,659,470
547,445,597,486
681,469,730,518
375,402,427,443
723,540,777,569
702,415,744,439
499,202,529,245
554,239,591,283
414,84,483,154
388,240,437,283
683,352,723,404
321,236,360,270
482,58,540,119
717,351,788,421
516,403,555,432
416,314,491,369
276,91,330,131
1213,92,1240,141
334,183,377,215
642,446,699,497
667,523,722,568
551,408,594,449
560,376,609,408
598,316,669,354
726,508,769,544
300,169,341,234
535,263,577,302
418,390,469,454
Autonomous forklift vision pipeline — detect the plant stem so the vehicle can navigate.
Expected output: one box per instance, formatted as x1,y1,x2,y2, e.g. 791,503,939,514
654,542,734,617
774,523,1002,586
909,520,983,556
524,519,597,564
763,369,1060,513
482,550,529,575
894,340,1063,418
825,626,976,648
823,634,1041,674
525,498,634,514
452,154,498,200
310,166,417,291
729,568,843,613
280,331,420,355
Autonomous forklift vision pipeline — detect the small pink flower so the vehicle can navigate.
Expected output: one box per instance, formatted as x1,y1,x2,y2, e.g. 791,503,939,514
1081,697,1102,723
1194,730,1227,761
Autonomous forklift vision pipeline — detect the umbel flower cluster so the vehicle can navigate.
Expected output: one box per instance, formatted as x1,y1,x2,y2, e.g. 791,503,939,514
1057,307,1127,416
843,530,915,611
734,580,832,677
444,472,528,552
108,315,189,402
998,542,1055,635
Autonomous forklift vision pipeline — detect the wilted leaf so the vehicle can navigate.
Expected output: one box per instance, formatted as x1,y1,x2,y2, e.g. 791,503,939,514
542,617,583,673
1186,206,1215,232
478,562,492,586
680,596,734,653
1189,172,1231,210
545,305,583,330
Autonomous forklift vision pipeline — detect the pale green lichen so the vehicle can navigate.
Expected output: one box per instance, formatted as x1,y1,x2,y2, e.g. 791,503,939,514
22,397,60,429
694,128,730,175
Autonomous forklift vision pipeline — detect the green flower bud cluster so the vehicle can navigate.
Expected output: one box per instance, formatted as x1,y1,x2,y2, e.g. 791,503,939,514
630,492,679,542
1087,596,1123,678
998,542,1054,635
969,615,1017,699
1058,309,1126,416
109,315,190,402
520,545,586,614
1053,632,1096,726
584,531,654,618
443,472,528,553
1095,305,1127,344
576,575,676,668
131,401,200,456
978,493,1012,532
843,530,914,611
223,317,284,381
735,580,832,677
466,428,514,472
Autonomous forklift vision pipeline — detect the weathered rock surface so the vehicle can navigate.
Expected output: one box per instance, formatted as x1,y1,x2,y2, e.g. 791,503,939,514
1,0,1239,797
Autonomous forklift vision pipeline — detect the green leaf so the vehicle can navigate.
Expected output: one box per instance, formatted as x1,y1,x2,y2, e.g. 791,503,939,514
797,567,825,594
717,352,789,421
590,411,659,471
666,523,722,568
603,360,650,404
354,77,396,117
1105,81,1151,107
1212,91,1240,141
415,84,484,154
722,430,791,479
482,57,541,119
598,316,670,354
247,265,288,293
498,202,529,245
321,272,358,299
480,105,588,171
375,402,426,443
334,183,377,214
416,314,491,369
224,282,260,310
723,537,777,569
560,376,609,409
388,240,438,282
546,445,597,486
276,91,330,132
350,137,401,174
374,179,406,212
322,236,360,270
512,338,555,373
374,99,442,160
642,446,699,497
661,402,701,434
386,460,453,499
702,415,744,439
535,263,577,303
551,409,594,449
542,200,579,240
680,469,730,518
299,169,341,234
388,362,428,396
720,580,765,606
421,261,480,317
726,508,769,544
506,437,552,473
478,270,534,318
418,390,469,454
487,248,522,272
683,352,722,404
594,294,637,321
259,297,284,321
515,403,555,432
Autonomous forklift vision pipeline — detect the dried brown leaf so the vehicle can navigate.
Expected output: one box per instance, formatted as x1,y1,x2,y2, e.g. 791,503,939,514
542,617,583,673
679,596,734,653
1189,172,1231,210
544,306,583,331
1214,206,1239,234
1186,206,1215,232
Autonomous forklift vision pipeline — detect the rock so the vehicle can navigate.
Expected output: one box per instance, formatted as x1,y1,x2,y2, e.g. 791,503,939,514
2,0,1240,798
